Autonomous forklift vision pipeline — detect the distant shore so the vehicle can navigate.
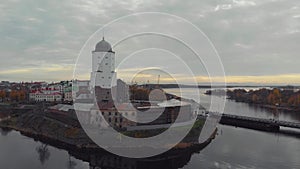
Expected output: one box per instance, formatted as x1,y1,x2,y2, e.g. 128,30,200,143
205,88,300,112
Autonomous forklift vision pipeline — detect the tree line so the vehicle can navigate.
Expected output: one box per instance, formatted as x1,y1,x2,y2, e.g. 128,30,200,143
227,88,300,109
0,90,27,102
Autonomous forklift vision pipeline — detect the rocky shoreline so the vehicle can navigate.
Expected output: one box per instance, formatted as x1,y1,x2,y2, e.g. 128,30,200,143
0,112,96,149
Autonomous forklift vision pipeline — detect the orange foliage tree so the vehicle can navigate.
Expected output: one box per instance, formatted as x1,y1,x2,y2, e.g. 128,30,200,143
0,90,6,102
267,88,281,105
9,90,26,102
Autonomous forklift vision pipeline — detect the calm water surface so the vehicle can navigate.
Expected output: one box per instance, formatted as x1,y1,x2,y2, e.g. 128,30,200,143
0,88,299,169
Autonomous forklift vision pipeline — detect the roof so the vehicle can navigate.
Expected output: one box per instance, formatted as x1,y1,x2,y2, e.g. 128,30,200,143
116,103,136,111
74,103,93,111
49,104,73,111
137,99,191,109
157,99,191,107
94,37,113,52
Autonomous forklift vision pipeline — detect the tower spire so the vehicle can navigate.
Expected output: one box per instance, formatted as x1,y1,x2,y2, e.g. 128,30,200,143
102,30,105,40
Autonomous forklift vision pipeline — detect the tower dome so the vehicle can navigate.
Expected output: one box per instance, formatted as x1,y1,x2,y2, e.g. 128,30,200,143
94,37,113,52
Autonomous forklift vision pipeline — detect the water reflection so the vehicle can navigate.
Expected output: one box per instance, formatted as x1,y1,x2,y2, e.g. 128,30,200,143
36,144,51,165
1,124,300,169
66,138,213,169
0,128,12,136
67,155,77,169
25,121,215,169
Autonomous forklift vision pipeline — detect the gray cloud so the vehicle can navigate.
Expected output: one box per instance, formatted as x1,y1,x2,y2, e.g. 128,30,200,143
0,0,299,84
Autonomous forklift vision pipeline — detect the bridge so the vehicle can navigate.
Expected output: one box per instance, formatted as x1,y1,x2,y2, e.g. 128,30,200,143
219,113,300,132
277,120,300,129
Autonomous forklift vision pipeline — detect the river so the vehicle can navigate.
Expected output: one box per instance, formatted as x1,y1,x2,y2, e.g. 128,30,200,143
0,88,299,169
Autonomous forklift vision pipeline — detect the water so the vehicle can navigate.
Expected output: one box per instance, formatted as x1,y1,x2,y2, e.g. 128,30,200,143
165,88,300,123
0,88,299,169
0,129,89,169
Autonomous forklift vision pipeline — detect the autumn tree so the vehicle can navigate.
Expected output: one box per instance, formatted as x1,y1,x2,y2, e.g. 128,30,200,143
267,88,281,105
18,90,26,101
9,90,27,102
9,90,18,101
273,88,281,103
0,90,6,102
287,94,300,106
252,94,259,103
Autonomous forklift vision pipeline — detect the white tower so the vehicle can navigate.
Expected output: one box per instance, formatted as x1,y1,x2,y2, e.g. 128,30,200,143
90,37,117,89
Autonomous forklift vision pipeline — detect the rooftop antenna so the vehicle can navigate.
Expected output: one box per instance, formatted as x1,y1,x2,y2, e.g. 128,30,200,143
102,29,105,40
155,75,161,89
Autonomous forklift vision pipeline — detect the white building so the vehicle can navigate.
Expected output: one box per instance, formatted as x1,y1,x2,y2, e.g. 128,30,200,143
90,37,117,89
64,91,73,102
63,82,73,102
74,37,131,128
29,90,62,102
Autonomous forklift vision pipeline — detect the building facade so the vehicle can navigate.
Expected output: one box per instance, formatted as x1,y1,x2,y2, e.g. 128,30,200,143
29,90,62,102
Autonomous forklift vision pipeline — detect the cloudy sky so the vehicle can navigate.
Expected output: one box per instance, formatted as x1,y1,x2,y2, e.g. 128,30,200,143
0,0,299,85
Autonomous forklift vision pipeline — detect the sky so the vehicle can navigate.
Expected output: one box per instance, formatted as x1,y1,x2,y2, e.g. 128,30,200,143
0,0,300,85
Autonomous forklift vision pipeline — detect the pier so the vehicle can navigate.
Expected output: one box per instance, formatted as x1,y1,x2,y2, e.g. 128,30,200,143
219,113,300,132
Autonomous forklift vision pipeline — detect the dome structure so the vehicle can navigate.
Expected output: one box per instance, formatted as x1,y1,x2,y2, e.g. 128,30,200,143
94,37,113,52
